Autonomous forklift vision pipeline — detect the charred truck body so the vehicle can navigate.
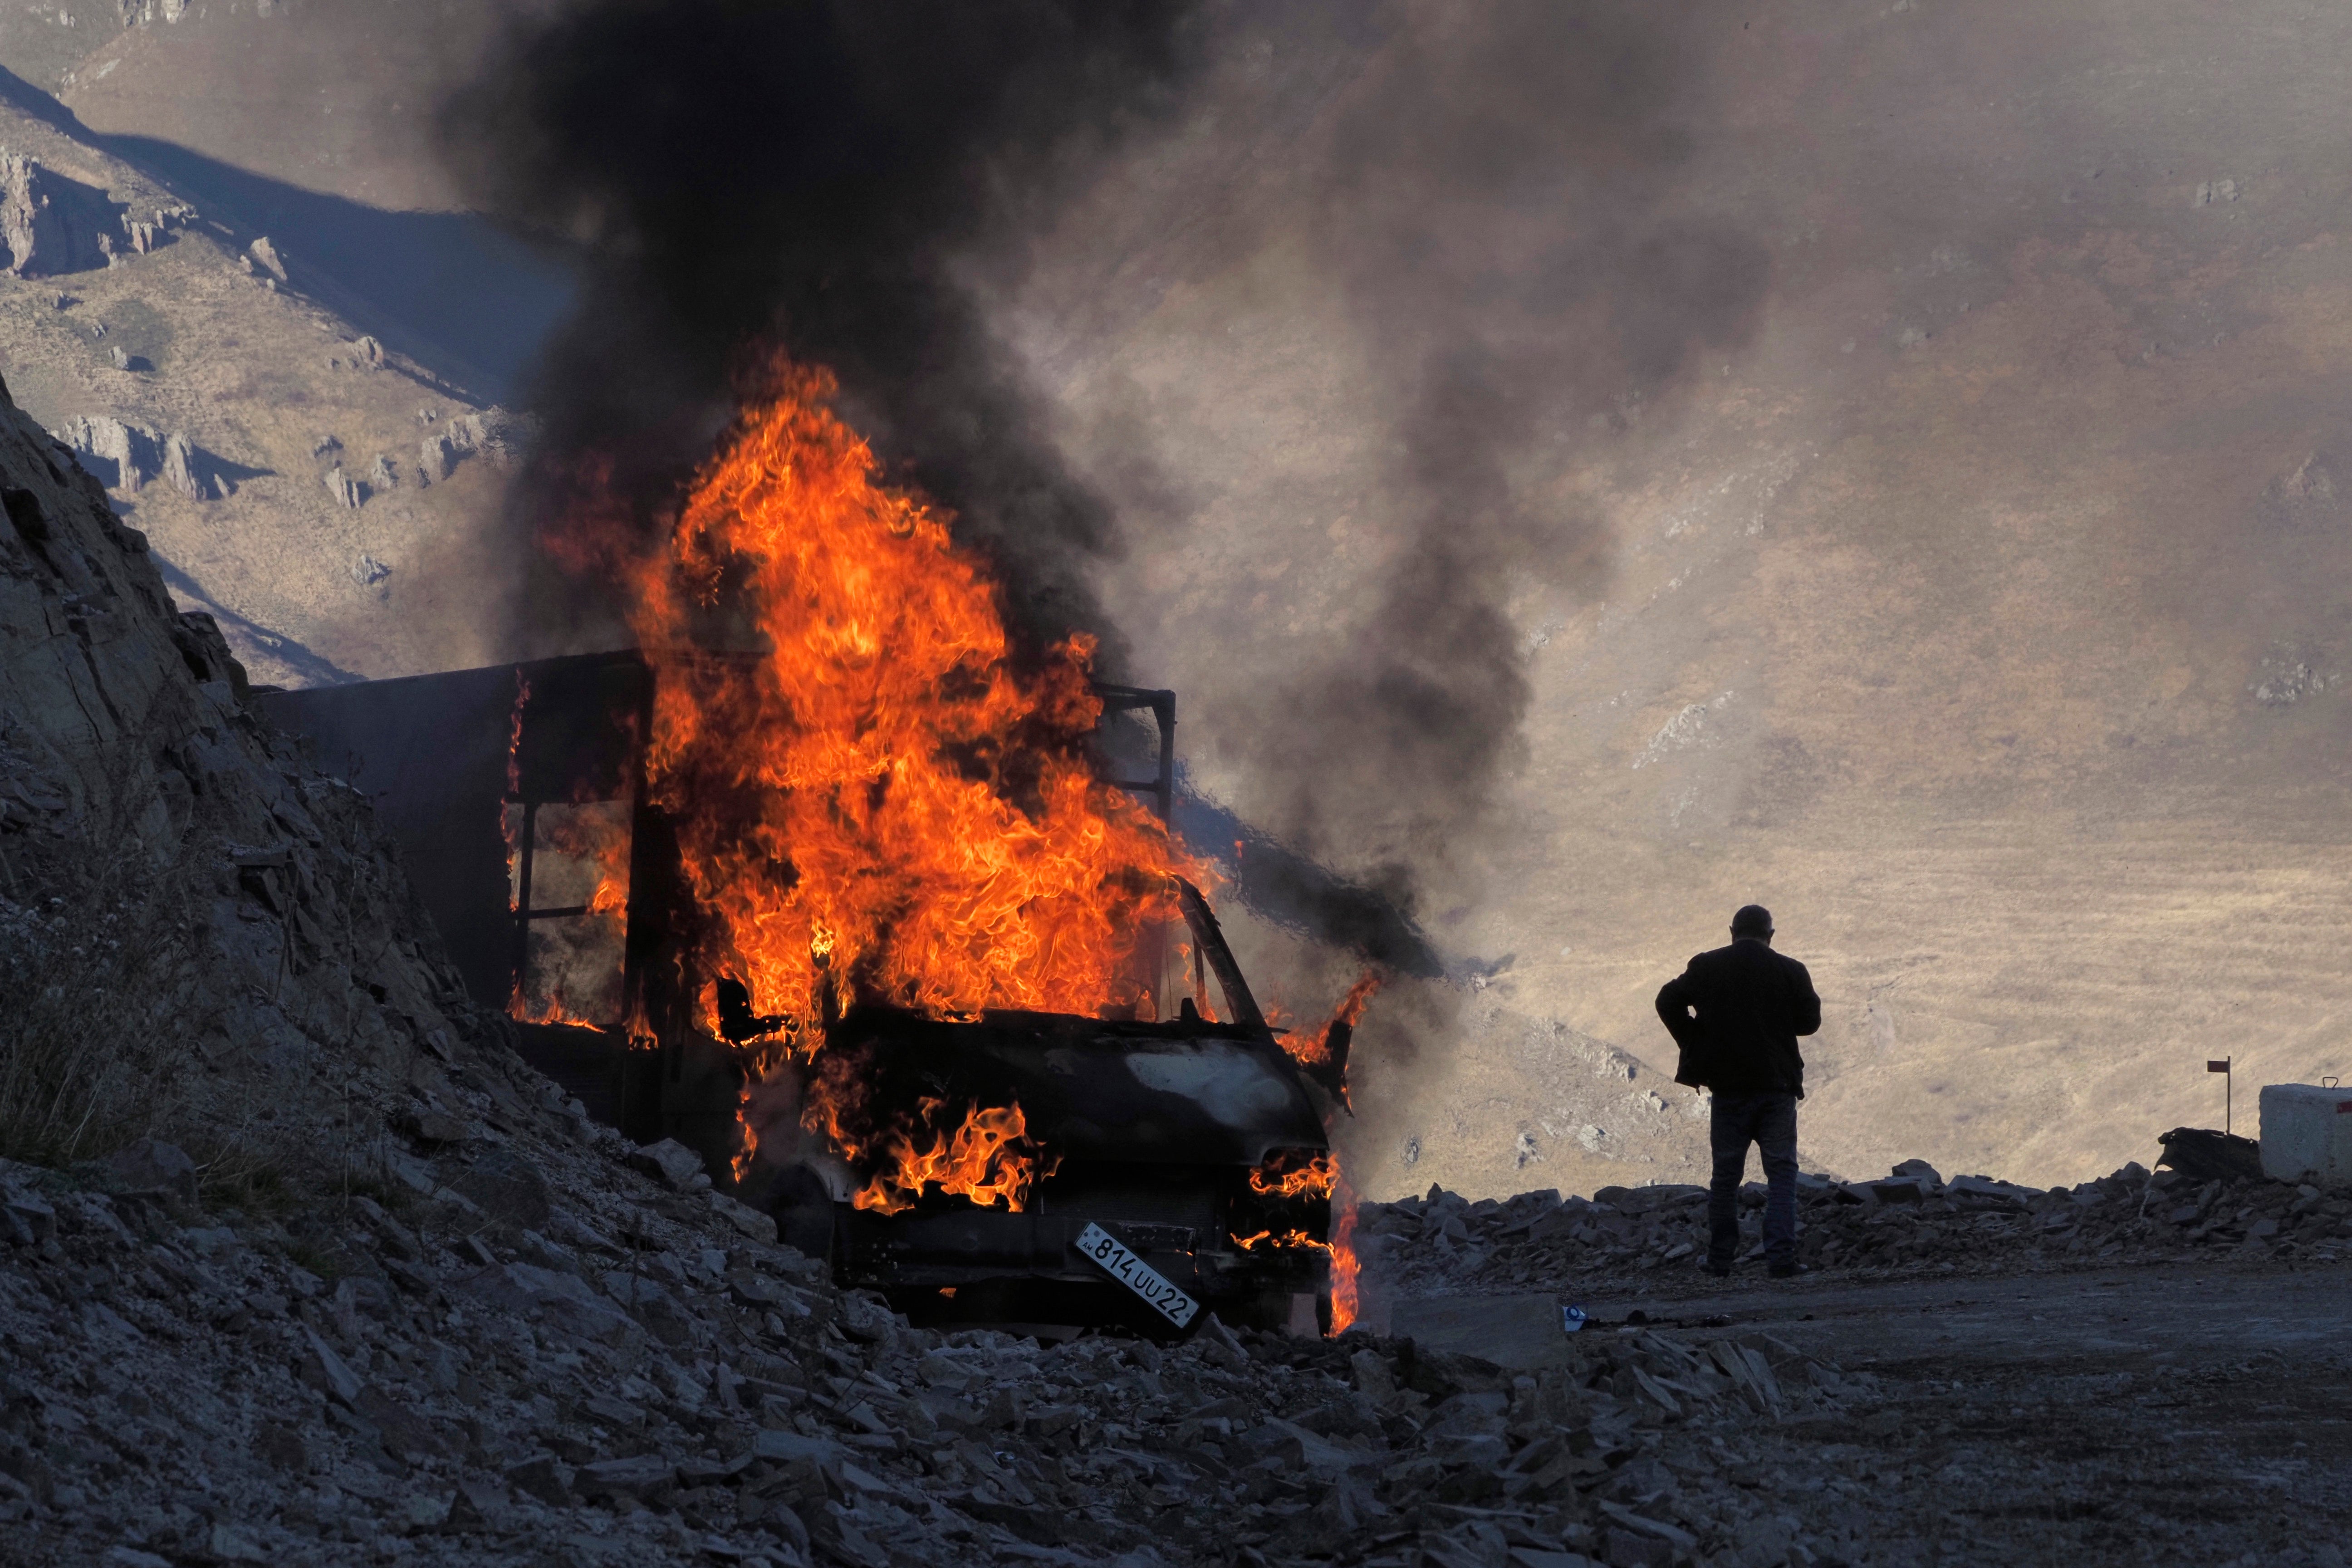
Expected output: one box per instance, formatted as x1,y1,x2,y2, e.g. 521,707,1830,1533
257,652,1335,1330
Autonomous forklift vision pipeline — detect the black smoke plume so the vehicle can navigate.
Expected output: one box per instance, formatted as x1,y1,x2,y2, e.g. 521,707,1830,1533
1278,3,1770,903
445,0,1769,972
1033,3,1774,946
440,0,1205,658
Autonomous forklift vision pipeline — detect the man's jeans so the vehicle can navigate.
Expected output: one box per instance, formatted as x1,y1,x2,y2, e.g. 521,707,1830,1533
1708,1091,1799,1269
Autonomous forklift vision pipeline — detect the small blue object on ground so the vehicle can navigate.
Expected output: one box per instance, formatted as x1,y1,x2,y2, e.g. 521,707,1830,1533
1561,1305,1588,1334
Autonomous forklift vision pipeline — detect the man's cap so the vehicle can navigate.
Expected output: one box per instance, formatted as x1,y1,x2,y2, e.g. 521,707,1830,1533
1730,904,1774,936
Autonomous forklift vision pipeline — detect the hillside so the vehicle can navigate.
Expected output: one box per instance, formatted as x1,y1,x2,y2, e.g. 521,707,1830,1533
1,0,535,213
0,81,548,688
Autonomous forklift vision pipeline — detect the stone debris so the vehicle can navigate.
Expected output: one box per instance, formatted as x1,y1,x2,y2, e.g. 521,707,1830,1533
1363,1156,2352,1297
628,1138,713,1193
446,408,530,465
2252,657,2333,707
351,554,392,588
0,1122,1867,1568
324,466,363,510
98,1138,198,1203
248,235,287,281
0,153,65,276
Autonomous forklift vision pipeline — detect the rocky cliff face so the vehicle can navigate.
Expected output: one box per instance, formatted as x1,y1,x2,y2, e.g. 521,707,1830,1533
0,362,478,1180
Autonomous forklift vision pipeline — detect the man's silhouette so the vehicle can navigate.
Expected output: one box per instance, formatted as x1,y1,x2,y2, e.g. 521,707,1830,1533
1654,904,1821,1278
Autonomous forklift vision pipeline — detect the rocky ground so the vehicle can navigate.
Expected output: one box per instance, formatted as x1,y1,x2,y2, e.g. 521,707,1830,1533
1341,1157,2352,1568
0,1096,1867,1568
1360,1156,2352,1301
8,1111,2350,1568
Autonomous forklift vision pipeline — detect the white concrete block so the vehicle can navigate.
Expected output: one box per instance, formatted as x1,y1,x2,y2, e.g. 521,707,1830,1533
2257,1083,2352,1188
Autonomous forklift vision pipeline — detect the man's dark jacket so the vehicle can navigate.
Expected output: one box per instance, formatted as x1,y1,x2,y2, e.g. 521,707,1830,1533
1655,938,1822,1098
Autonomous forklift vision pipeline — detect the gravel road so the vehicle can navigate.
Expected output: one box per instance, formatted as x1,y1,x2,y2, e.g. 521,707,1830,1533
1389,1259,2352,1566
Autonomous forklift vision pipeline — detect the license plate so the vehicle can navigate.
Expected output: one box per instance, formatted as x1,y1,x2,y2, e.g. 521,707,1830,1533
1074,1222,1199,1328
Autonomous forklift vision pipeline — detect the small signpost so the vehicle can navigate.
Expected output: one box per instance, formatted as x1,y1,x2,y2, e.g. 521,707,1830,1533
2208,1056,2232,1134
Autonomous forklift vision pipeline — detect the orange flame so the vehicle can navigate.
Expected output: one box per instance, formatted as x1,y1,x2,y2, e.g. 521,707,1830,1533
505,801,631,1029
1239,1152,1361,1334
1328,1161,1361,1334
507,988,605,1030
504,665,633,1027
534,807,632,917
1249,1151,1336,1201
501,672,530,910
622,993,659,1053
862,1100,1046,1215
731,1088,758,1184
593,361,1207,1205
1231,1228,1330,1254
809,1092,1050,1215
624,361,1195,1032
1238,1144,1358,1335
1284,970,1383,1073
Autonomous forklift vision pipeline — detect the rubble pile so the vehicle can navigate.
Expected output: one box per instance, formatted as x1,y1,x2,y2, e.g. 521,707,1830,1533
0,1079,1881,1568
1363,1157,2352,1295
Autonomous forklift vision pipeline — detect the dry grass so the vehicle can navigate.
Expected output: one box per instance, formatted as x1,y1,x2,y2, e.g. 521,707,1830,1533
0,834,344,1211
0,720,474,1219
0,838,206,1171
0,849,334,1213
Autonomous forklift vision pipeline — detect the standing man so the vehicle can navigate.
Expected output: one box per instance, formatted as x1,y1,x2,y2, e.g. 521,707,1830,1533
1654,905,1821,1278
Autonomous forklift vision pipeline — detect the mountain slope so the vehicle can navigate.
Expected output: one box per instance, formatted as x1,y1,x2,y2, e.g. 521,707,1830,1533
0,87,537,687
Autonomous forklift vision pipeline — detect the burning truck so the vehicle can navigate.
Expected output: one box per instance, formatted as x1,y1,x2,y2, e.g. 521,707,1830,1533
257,366,1368,1333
